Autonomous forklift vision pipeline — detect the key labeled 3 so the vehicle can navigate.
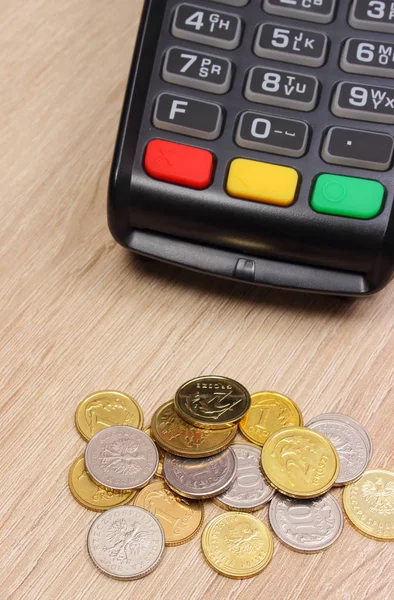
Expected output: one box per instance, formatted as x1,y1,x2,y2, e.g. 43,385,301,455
254,23,328,68
163,47,233,94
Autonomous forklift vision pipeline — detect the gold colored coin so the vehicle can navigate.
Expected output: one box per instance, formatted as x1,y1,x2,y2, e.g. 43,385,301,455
151,401,237,458
175,376,251,430
68,456,135,511
133,480,204,546
343,468,394,541
75,390,143,441
240,391,303,446
144,426,165,478
201,513,274,579
261,427,339,498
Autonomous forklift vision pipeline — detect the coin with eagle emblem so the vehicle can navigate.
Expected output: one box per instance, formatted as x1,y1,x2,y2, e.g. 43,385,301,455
87,506,165,579
85,426,159,491
343,468,394,540
174,376,251,430
201,512,274,578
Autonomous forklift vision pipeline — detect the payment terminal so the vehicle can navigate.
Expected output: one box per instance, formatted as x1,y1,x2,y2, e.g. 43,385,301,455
108,0,394,295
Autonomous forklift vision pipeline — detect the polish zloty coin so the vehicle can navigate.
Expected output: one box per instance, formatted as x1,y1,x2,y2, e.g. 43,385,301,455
87,506,165,579
306,414,371,485
214,444,275,511
75,391,143,441
85,426,159,491
151,401,237,458
240,392,303,446
133,480,204,546
201,513,274,579
307,412,372,459
343,468,394,541
144,426,165,478
175,376,251,429
163,448,237,499
69,455,135,511
261,427,339,498
269,493,344,552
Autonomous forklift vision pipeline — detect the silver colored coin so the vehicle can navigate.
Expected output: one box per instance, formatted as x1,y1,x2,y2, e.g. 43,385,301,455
306,414,371,485
214,444,275,511
85,426,159,491
87,506,165,579
269,493,343,553
307,413,372,460
163,448,237,499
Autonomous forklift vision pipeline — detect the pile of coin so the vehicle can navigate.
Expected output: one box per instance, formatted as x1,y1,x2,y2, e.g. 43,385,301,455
69,379,394,581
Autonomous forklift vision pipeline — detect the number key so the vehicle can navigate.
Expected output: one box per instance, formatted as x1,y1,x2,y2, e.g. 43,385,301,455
172,4,243,50
332,82,394,124
341,39,394,79
349,0,394,33
254,23,328,68
263,0,337,24
163,47,233,94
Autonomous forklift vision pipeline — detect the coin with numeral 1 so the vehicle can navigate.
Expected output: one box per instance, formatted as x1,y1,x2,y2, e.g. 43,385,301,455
214,444,275,511
174,375,251,430
269,493,344,553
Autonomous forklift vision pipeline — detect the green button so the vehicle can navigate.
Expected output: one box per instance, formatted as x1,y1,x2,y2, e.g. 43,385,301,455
311,174,385,219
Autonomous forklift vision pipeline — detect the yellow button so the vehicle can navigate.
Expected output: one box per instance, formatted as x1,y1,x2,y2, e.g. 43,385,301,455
227,158,299,206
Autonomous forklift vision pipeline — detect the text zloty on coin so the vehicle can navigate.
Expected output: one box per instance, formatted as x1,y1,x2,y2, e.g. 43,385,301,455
306,415,370,485
174,376,251,430
133,480,204,546
87,506,165,579
239,392,303,446
75,391,143,441
163,448,237,499
261,427,339,499
151,401,237,458
201,513,274,579
269,493,343,552
307,412,372,460
68,456,135,511
85,426,159,491
214,444,275,512
343,468,394,541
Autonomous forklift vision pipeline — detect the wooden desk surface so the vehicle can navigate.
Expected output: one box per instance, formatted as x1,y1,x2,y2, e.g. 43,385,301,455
1,1,393,598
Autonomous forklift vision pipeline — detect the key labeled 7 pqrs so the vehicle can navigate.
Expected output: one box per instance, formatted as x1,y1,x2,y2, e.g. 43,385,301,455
163,47,233,94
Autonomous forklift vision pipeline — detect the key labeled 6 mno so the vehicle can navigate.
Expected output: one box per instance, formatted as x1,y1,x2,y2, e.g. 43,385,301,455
341,39,394,78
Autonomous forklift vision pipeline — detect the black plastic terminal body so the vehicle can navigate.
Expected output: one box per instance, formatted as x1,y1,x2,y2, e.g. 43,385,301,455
108,0,394,296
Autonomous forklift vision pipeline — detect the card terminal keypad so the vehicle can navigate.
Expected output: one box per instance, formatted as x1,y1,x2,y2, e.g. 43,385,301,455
146,0,394,220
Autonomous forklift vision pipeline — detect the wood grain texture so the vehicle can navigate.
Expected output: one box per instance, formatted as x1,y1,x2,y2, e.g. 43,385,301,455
0,1,393,598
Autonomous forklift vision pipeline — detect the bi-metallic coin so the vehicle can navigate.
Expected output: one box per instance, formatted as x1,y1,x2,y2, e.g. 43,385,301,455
240,391,303,446
214,444,275,512
201,513,274,579
133,480,204,546
68,455,135,511
163,448,237,499
174,375,251,430
269,493,343,552
343,468,394,541
75,390,143,441
87,506,165,579
85,426,158,491
306,414,371,485
261,427,339,498
151,401,237,458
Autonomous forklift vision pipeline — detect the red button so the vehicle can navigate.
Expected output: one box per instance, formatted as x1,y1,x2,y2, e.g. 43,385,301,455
144,139,214,190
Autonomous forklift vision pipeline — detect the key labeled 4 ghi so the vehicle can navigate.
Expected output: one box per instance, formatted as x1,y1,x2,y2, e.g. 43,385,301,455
263,0,337,24
172,3,242,50
236,112,309,158
245,67,319,112
254,23,328,68
341,39,394,79
163,47,233,94
332,82,394,124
